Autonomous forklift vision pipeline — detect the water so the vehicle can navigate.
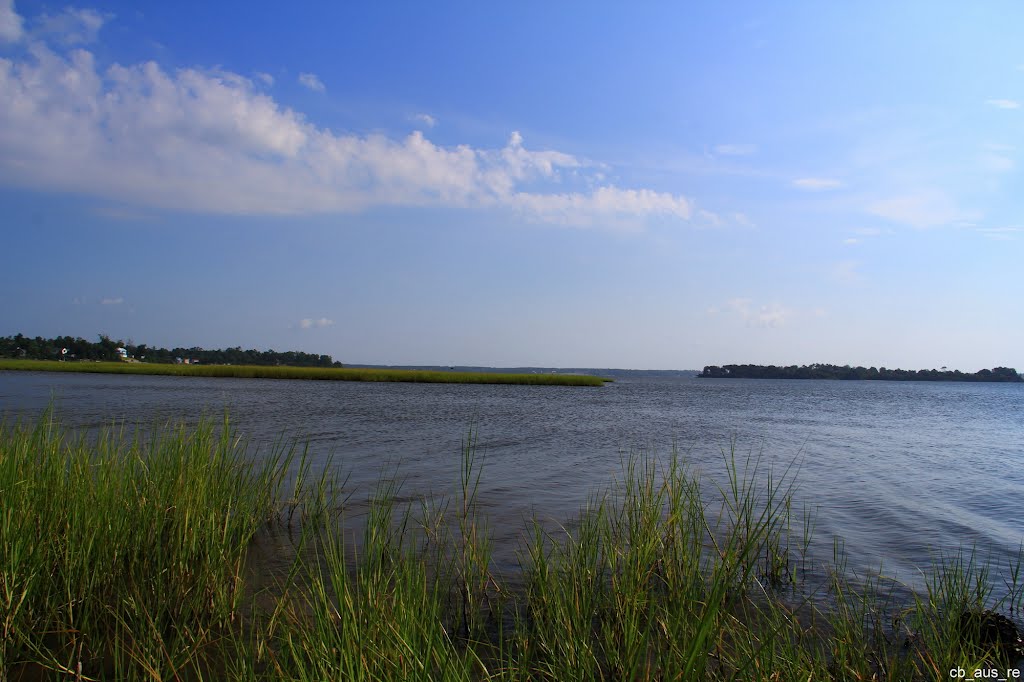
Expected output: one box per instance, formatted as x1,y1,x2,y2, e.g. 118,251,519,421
2,370,1022,601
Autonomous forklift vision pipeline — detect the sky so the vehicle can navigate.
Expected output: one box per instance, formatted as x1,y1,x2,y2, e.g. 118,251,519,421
1,1,1022,371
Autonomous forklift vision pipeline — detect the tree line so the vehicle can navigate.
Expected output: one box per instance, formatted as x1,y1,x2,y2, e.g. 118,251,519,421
0,334,342,368
699,363,1022,382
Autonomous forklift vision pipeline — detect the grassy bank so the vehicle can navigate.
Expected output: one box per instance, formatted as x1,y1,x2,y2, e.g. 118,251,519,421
2,414,1021,680
0,359,609,386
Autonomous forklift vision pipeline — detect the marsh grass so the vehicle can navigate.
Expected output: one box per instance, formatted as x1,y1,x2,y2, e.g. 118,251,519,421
2,412,1021,680
0,359,608,387
0,410,302,679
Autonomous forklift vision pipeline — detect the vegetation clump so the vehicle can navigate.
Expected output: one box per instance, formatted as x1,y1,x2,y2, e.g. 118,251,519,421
2,413,1021,680
700,363,1023,382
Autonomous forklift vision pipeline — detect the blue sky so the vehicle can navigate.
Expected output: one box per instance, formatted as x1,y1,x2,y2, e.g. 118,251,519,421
1,1,1021,370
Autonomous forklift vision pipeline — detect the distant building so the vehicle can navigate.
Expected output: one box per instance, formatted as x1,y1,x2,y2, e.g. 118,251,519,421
115,347,128,360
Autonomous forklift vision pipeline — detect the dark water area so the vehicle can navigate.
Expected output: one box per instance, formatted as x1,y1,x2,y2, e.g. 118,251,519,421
2,370,1022,604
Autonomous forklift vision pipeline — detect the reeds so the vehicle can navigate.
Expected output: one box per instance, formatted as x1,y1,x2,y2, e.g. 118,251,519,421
0,359,608,386
0,410,300,679
2,412,1020,680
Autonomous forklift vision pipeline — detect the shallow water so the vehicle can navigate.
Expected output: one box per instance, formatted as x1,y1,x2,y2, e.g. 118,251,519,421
2,370,1022,601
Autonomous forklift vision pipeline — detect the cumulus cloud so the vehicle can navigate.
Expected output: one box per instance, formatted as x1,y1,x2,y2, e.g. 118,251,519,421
255,71,274,86
0,31,694,227
792,177,842,190
0,0,23,42
298,72,325,92
299,317,334,329
987,99,1020,110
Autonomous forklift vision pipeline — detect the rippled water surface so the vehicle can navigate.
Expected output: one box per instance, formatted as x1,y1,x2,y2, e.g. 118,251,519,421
2,370,1022,597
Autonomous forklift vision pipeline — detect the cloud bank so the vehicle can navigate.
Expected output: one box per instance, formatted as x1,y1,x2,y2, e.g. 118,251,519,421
0,5,692,227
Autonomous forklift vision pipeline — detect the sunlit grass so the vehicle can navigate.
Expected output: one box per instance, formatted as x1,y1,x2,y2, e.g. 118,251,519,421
2,412,1020,680
0,359,609,386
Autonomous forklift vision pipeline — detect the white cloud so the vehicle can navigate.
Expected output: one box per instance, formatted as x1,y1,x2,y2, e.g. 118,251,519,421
710,297,791,328
412,112,436,128
831,260,861,284
986,99,1020,110
298,72,325,92
843,227,888,244
100,296,124,305
697,209,722,227
753,303,789,327
793,177,842,190
714,143,756,156
866,190,975,228
977,226,1023,233
36,7,108,45
732,212,755,228
976,226,1023,241
255,72,274,86
509,185,690,226
979,153,1015,173
0,42,693,227
0,0,23,42
695,209,755,230
299,317,334,329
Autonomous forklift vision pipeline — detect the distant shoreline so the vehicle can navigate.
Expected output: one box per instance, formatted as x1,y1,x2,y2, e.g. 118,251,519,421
0,359,609,387
699,363,1022,382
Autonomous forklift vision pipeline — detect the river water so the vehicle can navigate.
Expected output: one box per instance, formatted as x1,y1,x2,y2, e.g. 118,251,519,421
2,370,1022,602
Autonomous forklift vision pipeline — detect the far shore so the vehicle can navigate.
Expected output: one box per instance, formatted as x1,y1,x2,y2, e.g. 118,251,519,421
0,359,609,387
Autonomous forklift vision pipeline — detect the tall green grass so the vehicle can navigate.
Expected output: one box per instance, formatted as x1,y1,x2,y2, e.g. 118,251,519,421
0,359,609,386
2,412,1020,680
0,411,301,679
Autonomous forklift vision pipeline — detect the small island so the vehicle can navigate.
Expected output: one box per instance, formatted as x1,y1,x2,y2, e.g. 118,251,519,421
698,363,1022,382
